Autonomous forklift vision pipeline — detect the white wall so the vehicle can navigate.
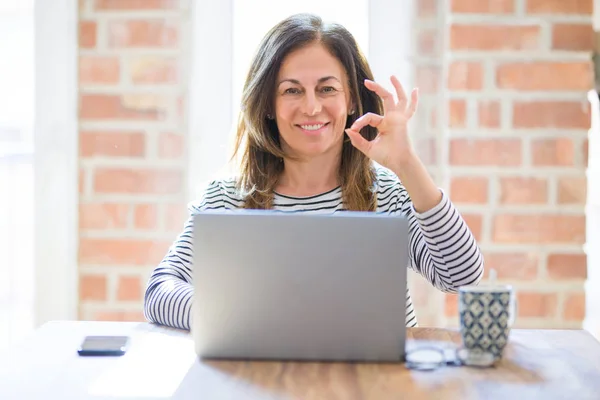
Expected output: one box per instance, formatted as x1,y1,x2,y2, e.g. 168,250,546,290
0,0,35,352
0,0,34,141
33,0,79,326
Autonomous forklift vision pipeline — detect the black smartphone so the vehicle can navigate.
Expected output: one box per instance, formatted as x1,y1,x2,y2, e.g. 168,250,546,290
77,335,130,356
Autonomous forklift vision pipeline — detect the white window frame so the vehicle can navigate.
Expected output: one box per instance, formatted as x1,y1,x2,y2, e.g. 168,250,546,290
33,0,79,325
187,0,234,198
187,0,413,200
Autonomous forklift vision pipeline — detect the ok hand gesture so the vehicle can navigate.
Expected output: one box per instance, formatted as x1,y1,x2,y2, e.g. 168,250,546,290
345,75,419,174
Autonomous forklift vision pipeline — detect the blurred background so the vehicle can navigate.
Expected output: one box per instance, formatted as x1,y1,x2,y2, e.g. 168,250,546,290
0,0,598,351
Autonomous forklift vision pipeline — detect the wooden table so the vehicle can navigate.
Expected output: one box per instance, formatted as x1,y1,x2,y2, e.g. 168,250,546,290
1,321,599,399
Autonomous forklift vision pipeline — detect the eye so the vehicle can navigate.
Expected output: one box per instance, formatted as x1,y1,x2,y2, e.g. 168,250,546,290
284,88,301,94
320,86,336,93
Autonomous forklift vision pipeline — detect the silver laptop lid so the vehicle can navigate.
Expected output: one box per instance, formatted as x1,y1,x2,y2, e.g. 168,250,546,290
192,210,409,362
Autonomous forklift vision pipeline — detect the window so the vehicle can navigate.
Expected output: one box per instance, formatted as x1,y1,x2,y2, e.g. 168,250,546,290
188,0,411,199
0,0,35,351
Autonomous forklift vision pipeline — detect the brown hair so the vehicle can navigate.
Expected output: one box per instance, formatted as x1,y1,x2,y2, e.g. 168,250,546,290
231,13,382,210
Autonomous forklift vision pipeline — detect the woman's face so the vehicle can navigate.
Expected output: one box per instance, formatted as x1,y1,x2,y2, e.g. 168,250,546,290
274,42,352,160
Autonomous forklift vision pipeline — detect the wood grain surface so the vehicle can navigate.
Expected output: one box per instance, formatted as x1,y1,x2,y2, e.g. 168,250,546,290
199,327,600,400
2,322,600,400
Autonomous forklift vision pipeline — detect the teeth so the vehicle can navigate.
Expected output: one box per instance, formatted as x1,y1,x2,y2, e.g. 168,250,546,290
300,124,324,131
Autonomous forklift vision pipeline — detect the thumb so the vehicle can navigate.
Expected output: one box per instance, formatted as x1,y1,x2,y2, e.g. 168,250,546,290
345,128,371,155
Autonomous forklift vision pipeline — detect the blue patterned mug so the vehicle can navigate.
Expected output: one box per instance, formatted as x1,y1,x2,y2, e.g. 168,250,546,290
458,285,517,366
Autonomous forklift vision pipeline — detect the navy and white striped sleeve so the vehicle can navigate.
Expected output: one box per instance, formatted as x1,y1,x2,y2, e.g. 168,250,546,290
400,189,485,293
143,180,225,330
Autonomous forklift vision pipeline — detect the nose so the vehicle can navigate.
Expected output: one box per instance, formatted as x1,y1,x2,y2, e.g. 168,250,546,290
302,91,322,116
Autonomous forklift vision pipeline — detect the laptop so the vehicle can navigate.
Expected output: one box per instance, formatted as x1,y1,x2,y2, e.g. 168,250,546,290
191,209,409,363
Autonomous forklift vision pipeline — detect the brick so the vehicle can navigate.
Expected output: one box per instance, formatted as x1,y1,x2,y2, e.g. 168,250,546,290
79,168,85,195
93,168,183,194
79,274,107,301
449,99,466,128
129,56,178,84
94,310,146,322
552,24,594,51
450,25,540,51
79,203,129,230
563,292,586,321
165,203,187,232
94,0,179,10
496,62,593,91
79,56,120,85
80,131,145,158
79,94,168,121
445,294,458,318
450,177,488,204
513,101,590,129
417,29,438,56
134,204,159,230
583,139,589,167
449,139,521,166
79,238,171,265
478,100,500,128
499,177,547,204
462,213,483,241
482,252,538,280
409,279,436,309
531,138,575,166
117,275,142,301
448,62,483,90
451,0,514,13
547,253,587,279
417,0,437,17
492,214,586,244
430,108,437,129
416,66,440,94
108,20,178,48
158,132,184,159
79,21,97,48
526,0,592,14
558,176,587,204
517,292,558,318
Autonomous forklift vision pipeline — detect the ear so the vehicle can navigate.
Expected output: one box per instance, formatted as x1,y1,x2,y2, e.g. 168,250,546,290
348,100,357,115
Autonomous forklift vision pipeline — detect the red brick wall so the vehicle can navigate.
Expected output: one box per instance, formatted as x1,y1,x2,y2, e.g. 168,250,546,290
77,0,189,321
76,0,593,329
414,0,592,328
408,0,446,326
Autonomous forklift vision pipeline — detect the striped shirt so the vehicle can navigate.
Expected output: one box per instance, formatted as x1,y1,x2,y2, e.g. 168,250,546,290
144,165,484,330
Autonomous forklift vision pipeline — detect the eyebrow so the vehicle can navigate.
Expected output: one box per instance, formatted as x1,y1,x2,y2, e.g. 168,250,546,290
277,76,341,86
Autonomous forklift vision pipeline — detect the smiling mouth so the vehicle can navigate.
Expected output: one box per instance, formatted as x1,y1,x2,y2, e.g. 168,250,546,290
296,122,329,133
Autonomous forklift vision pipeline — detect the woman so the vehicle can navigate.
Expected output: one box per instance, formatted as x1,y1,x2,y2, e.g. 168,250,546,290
144,13,484,331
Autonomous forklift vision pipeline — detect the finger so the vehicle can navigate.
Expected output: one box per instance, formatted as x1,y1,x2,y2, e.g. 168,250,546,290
364,79,395,112
390,75,408,110
405,88,419,119
350,112,384,132
345,128,372,155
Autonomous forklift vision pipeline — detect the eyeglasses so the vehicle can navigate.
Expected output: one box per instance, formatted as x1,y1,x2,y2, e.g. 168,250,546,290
405,346,497,371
